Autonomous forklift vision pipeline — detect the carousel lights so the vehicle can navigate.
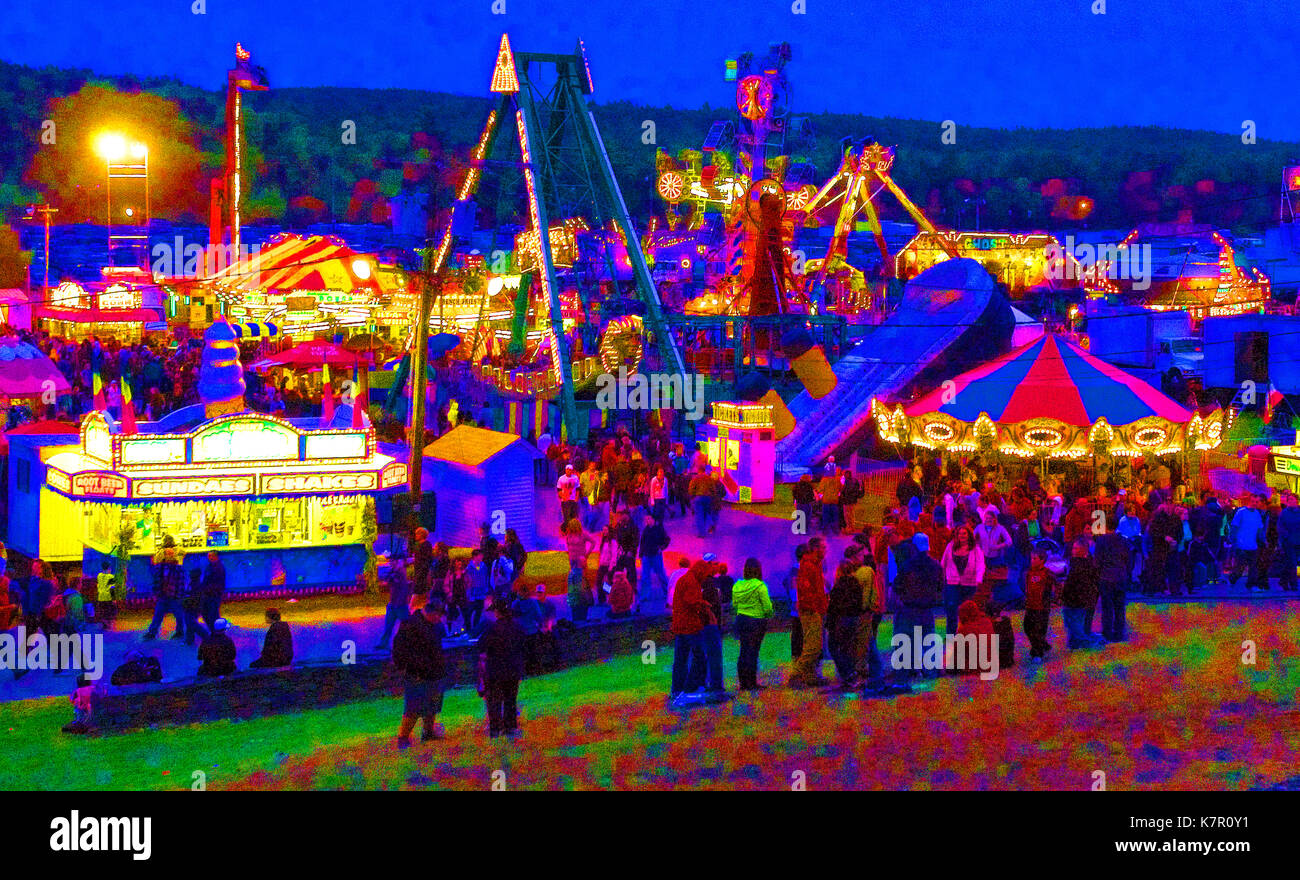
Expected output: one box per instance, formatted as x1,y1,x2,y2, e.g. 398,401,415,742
922,421,956,443
1088,418,1114,443
1132,426,1168,448
1023,427,1065,448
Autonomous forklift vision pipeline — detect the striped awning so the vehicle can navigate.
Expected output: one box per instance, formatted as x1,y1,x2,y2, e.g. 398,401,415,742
230,321,279,339
206,233,401,297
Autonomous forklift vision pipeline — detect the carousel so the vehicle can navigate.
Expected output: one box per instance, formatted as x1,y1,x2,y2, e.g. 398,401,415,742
872,334,1230,484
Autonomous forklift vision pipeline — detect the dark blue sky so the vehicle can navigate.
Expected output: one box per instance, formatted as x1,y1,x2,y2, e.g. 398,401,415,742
3,0,1296,139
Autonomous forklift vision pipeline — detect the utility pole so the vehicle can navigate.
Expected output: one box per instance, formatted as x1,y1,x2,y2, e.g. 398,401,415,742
407,177,439,532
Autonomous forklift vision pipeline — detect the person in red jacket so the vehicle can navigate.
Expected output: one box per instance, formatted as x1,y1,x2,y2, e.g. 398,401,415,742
608,570,636,617
948,600,994,674
788,539,829,687
669,561,714,701
1023,550,1057,660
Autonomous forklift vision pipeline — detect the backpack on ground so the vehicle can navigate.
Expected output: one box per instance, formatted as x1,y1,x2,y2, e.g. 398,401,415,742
111,656,163,686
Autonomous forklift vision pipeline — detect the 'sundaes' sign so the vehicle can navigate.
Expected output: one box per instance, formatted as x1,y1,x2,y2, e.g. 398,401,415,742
134,476,255,498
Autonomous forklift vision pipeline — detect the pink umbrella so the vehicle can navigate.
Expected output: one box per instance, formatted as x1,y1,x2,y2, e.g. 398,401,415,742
249,340,368,373
0,337,71,401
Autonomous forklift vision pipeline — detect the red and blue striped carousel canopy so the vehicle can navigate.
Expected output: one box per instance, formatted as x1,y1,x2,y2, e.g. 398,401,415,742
904,334,1193,427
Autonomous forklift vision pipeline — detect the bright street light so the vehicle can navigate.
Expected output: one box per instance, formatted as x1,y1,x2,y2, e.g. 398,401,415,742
95,132,127,162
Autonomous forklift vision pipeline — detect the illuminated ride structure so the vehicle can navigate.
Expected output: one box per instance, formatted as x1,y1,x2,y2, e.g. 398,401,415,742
647,46,960,324
798,138,957,314
426,34,684,442
210,43,269,254
1104,224,1271,320
648,43,818,319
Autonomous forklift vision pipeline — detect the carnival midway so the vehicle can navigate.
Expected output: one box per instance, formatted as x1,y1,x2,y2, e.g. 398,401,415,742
0,14,1298,801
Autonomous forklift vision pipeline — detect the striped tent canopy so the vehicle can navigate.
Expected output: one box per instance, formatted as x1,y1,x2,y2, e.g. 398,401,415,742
207,234,400,296
875,334,1227,459
230,321,279,340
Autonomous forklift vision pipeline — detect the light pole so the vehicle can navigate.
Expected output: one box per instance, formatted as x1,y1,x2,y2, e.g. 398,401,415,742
95,133,150,270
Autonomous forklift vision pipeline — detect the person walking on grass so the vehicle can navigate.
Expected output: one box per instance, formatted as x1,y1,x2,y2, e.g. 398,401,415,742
393,598,448,748
732,557,773,692
669,560,713,705
1023,549,1056,661
827,560,863,690
686,555,726,697
1062,537,1103,649
787,538,829,688
478,598,526,738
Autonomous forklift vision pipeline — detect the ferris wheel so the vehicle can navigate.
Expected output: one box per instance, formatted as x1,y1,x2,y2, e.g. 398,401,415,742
656,169,687,203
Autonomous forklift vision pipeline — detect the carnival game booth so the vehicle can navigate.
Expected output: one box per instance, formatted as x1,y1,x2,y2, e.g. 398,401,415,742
2,421,82,562
873,334,1228,484
41,410,408,596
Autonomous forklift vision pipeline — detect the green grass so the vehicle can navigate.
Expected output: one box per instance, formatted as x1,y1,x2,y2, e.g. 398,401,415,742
0,632,786,790
5,603,1299,790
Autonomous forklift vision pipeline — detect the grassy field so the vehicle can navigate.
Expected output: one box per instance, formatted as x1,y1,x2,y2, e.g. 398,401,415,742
3,602,1298,791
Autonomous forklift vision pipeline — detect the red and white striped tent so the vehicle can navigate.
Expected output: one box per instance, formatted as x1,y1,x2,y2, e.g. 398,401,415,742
206,233,393,296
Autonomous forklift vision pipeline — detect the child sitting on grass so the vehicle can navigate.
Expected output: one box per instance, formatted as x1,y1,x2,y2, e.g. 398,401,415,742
62,674,94,734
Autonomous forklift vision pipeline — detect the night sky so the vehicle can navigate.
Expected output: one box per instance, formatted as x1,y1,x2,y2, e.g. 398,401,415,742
2,0,1295,139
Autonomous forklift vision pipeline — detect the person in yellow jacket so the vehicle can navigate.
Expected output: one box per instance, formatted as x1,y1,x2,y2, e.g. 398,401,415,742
847,544,892,691
731,558,774,691
816,469,843,536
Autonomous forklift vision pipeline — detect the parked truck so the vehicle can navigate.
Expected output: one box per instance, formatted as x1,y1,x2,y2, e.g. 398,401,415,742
1084,302,1202,388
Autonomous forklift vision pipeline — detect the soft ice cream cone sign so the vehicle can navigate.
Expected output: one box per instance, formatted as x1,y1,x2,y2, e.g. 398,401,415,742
199,319,247,418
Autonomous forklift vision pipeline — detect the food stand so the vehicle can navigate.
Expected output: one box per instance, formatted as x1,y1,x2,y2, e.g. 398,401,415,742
41,410,407,595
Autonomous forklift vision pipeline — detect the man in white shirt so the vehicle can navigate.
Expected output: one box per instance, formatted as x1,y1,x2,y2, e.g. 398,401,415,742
649,467,669,523
556,464,580,525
